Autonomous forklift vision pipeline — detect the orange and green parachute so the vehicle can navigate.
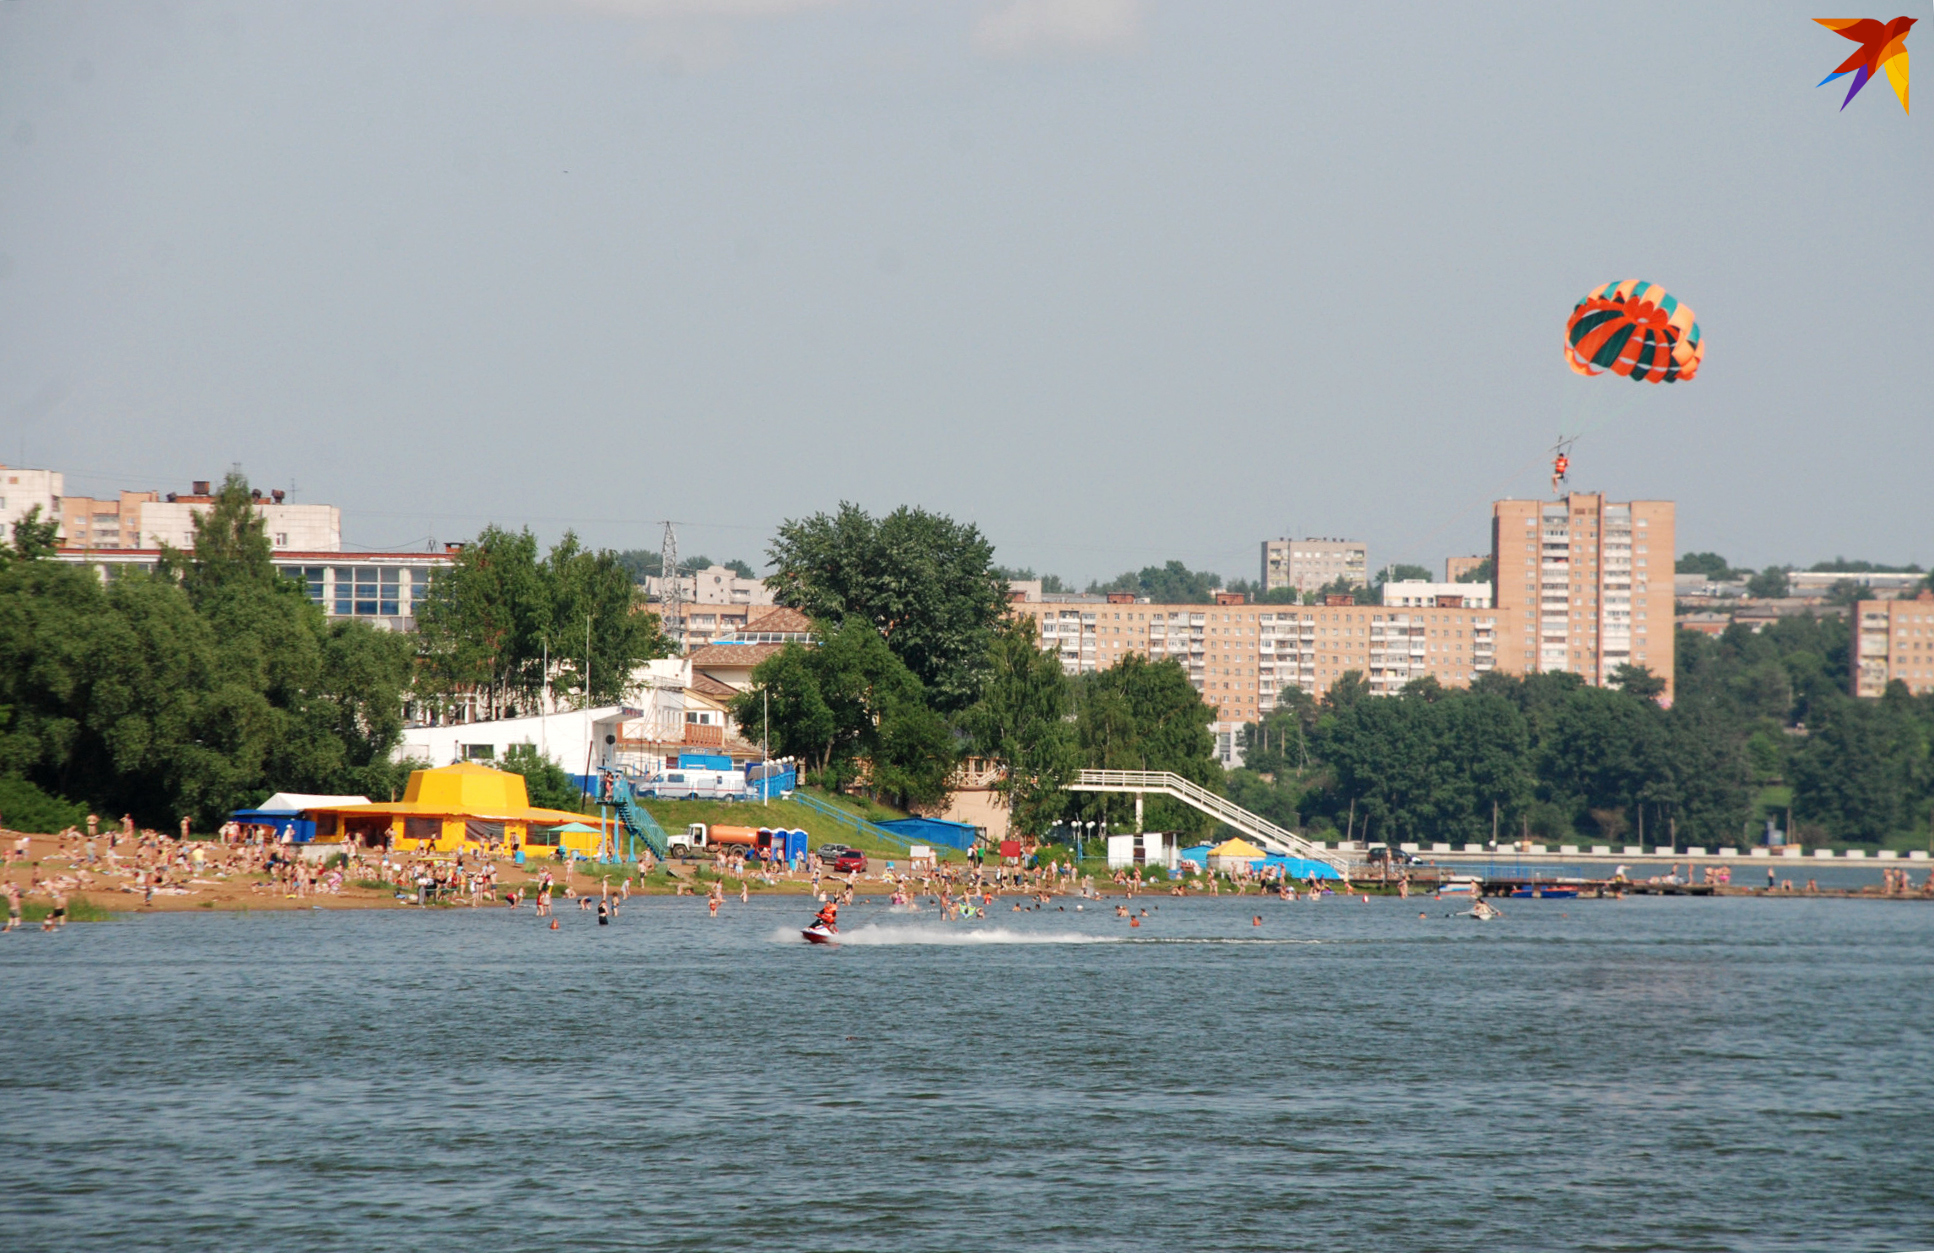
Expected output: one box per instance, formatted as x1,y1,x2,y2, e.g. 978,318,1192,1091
1564,280,1703,383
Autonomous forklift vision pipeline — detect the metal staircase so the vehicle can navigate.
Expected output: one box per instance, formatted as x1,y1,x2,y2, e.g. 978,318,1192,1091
612,777,670,860
1066,770,1348,870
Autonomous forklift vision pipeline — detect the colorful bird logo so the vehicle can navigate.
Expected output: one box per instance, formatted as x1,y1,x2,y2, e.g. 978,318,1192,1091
1815,16,1914,113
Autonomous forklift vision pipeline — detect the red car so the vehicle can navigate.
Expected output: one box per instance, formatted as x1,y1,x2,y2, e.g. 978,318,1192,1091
834,850,868,874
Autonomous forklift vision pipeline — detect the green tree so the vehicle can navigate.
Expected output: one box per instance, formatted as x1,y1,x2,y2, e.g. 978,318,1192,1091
1454,557,1493,584
415,526,671,718
1676,551,1735,579
1068,656,1219,836
5,505,60,561
1790,691,1929,842
957,618,1078,836
1090,560,1223,605
0,471,418,827
1377,564,1434,584
1609,663,1666,700
766,503,1006,713
1746,566,1791,599
731,616,956,811
501,743,584,812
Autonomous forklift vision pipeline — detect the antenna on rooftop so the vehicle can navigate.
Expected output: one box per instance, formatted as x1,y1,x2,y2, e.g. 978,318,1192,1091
658,521,683,649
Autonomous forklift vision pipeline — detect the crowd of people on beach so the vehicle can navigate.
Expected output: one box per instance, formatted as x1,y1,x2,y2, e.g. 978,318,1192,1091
9,801,1934,931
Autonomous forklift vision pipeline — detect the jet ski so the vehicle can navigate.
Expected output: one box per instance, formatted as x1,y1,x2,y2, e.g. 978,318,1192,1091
801,922,839,945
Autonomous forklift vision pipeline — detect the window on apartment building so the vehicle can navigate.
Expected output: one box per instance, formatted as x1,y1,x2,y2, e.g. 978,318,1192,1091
273,532,288,547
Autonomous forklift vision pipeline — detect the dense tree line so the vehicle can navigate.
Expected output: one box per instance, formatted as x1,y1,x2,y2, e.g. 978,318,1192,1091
0,475,416,829
1221,666,1747,848
1679,614,1934,843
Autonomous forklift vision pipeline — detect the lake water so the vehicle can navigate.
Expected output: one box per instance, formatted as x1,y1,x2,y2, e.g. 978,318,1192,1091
3,893,1931,1252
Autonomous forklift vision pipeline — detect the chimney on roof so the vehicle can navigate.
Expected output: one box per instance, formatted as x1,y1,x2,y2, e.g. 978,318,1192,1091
271,489,285,504
191,480,210,495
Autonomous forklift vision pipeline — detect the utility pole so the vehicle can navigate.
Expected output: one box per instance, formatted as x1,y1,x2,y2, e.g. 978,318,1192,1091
658,521,683,650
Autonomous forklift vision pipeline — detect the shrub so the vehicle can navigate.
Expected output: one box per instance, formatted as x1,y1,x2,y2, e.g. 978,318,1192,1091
0,775,88,833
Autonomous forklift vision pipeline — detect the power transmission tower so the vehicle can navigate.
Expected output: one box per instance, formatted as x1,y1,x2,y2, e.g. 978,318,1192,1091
658,521,683,648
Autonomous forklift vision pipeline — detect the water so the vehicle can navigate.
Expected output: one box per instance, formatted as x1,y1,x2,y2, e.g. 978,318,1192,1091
3,894,1932,1252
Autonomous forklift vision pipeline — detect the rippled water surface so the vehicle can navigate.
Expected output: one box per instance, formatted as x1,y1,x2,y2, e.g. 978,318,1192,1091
3,894,1931,1252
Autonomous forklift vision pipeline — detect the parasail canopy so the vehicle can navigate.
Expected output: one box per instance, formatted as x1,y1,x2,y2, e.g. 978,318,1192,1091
1564,280,1703,384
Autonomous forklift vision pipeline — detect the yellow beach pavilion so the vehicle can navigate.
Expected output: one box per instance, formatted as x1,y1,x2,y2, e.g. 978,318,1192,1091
306,762,612,857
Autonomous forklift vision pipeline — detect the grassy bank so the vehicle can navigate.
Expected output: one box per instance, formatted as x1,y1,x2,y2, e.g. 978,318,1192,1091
633,788,943,862
14,894,116,924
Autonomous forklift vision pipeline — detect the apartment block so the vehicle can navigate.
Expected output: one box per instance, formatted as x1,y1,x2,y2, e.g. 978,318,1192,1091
1010,596,1509,722
1261,536,1368,594
1852,591,1934,696
1490,493,1674,700
56,479,341,552
0,464,63,545
58,489,160,549
1445,555,1487,582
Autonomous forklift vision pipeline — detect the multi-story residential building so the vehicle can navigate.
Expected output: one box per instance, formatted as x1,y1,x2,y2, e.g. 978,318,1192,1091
1008,593,1509,719
142,482,341,551
1381,579,1492,609
1489,493,1675,701
1851,591,1934,697
55,547,451,632
56,479,341,552
0,464,63,545
57,489,159,549
1260,536,1368,594
1445,554,1488,583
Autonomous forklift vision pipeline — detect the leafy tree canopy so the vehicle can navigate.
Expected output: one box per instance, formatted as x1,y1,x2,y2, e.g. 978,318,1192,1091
1745,566,1791,599
766,502,1007,713
1806,557,1924,574
1676,551,1736,579
0,471,417,827
1454,557,1493,584
730,616,955,812
957,618,1078,836
415,526,673,719
1088,560,1223,604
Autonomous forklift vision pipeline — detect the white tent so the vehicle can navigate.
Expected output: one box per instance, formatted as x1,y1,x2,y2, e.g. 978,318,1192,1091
253,793,372,814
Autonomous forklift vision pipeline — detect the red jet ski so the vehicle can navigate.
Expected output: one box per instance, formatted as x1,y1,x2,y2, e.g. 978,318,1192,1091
802,904,839,945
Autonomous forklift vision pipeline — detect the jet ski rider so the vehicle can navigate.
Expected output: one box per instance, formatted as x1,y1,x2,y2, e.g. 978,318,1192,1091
812,902,839,933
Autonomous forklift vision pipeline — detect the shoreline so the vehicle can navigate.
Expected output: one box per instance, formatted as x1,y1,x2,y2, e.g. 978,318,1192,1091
8,828,1929,922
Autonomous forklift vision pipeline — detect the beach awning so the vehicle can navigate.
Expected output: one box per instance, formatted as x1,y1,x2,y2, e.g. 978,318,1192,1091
1209,837,1266,859
544,822,603,834
237,793,371,817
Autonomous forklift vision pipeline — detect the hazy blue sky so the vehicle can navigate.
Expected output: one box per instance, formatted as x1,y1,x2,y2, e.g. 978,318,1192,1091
2,1,1927,583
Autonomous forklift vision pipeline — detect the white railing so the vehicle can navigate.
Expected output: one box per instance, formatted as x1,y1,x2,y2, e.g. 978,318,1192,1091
1067,769,1346,869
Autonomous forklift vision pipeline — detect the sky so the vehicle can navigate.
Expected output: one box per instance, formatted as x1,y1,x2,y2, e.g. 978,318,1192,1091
2,1,1928,585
